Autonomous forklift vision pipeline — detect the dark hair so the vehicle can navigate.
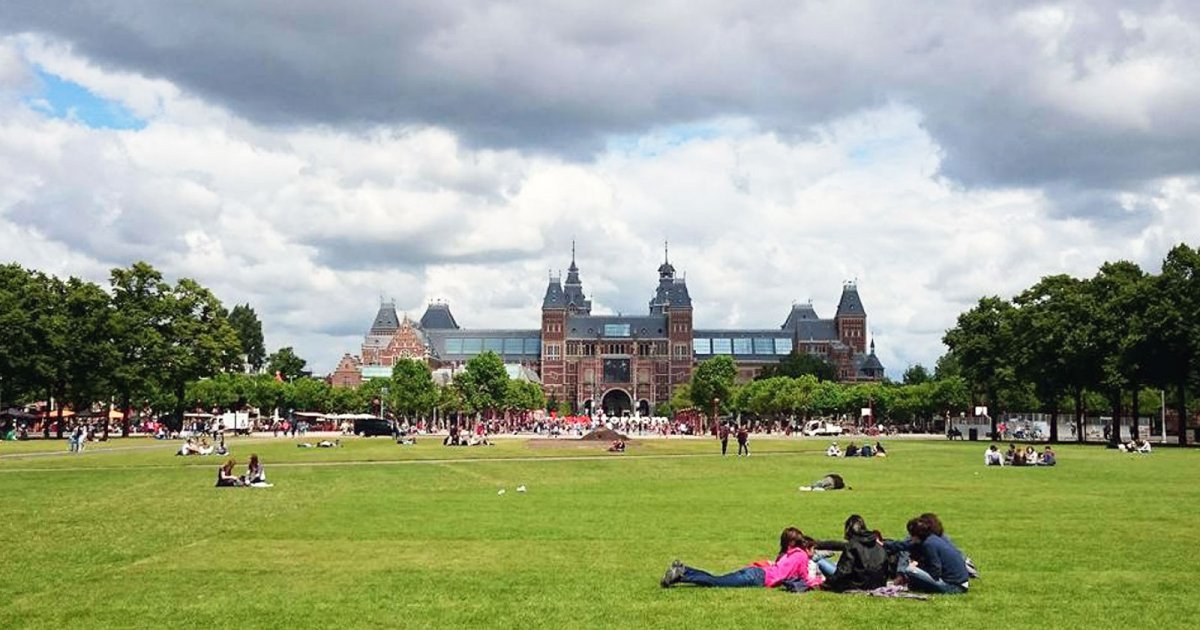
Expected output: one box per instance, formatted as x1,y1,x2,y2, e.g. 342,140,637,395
779,527,814,557
844,514,868,540
919,513,944,537
906,517,931,540
249,454,260,468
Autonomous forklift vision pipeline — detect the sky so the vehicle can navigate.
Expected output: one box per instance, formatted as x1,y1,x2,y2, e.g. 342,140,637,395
2,1,1200,376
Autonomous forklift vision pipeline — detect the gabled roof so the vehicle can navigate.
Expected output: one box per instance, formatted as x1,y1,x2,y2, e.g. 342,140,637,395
419,303,460,330
649,279,692,312
836,283,866,317
369,301,401,335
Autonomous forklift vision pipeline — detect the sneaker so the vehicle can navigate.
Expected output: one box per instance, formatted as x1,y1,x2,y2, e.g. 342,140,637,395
798,486,812,492
661,560,685,588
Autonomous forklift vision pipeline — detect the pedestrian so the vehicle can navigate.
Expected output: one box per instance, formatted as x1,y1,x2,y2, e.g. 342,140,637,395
719,423,730,456
736,425,749,457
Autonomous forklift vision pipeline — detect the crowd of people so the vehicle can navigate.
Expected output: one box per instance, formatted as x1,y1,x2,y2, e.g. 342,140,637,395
983,444,1056,466
661,513,974,595
176,436,229,457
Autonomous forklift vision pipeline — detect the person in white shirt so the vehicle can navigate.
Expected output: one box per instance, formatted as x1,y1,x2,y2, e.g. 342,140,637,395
984,444,1004,466
826,443,842,457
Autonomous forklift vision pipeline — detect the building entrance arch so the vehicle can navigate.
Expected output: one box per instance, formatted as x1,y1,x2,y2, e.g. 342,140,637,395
637,399,651,417
601,389,633,417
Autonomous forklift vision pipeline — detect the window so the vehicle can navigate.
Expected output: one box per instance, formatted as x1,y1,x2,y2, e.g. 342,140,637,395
545,344,561,358
524,338,540,354
774,338,793,355
674,344,689,358
461,338,482,354
753,338,773,354
603,358,630,383
504,338,523,355
603,323,631,337
693,338,711,354
732,338,752,354
484,338,504,353
445,338,463,354
712,338,732,354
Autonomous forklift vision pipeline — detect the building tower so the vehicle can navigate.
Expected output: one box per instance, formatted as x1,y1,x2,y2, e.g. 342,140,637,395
649,242,694,389
540,271,567,404
835,281,867,354
562,241,592,315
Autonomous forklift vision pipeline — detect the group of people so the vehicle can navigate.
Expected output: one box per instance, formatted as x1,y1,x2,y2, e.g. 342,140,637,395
215,454,271,487
661,513,973,595
1117,439,1153,453
296,439,341,449
607,439,627,452
176,436,228,457
718,424,751,456
826,441,886,458
984,444,1056,466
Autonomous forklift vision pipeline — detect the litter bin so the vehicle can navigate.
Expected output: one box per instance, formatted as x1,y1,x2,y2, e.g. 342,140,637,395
968,428,978,441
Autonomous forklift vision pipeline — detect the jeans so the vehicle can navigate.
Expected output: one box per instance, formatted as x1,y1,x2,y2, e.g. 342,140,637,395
738,442,749,456
680,566,765,588
816,557,837,577
897,561,967,594
721,439,728,455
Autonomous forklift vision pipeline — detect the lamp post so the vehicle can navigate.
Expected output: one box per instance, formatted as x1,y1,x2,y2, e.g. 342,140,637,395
711,397,720,435
1160,389,1167,444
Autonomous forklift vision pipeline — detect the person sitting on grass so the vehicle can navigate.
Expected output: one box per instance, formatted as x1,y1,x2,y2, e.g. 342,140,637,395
884,517,971,594
844,442,859,457
1135,439,1152,453
917,513,979,579
812,514,889,592
826,442,841,457
215,459,243,487
660,527,824,590
1004,443,1017,466
873,441,887,457
245,454,271,487
1024,445,1039,465
1038,446,1056,466
984,444,1004,466
859,443,874,457
608,439,626,453
798,473,847,492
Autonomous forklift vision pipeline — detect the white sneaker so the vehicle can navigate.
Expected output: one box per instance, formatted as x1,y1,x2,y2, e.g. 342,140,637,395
798,486,812,492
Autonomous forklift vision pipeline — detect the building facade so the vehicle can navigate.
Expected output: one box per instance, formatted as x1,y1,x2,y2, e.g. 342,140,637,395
330,249,885,415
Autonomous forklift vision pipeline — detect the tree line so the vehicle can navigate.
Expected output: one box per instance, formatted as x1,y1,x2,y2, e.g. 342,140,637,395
0,261,301,437
942,243,1200,445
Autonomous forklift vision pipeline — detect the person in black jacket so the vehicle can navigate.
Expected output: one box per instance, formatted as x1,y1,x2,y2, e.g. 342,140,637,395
812,514,888,592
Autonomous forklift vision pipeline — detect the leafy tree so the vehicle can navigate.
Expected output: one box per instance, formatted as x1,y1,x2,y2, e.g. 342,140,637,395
457,352,509,418
287,377,330,412
669,383,693,413
1144,244,1200,446
1089,261,1150,444
933,352,962,380
267,347,309,382
391,358,437,420
110,262,171,435
160,278,243,426
943,297,1017,438
62,277,119,435
690,355,737,426
1012,275,1081,443
758,352,837,382
0,265,38,406
228,304,266,371
902,364,931,385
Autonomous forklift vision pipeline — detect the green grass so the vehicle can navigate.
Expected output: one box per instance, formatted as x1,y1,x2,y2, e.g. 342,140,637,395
2,436,1197,629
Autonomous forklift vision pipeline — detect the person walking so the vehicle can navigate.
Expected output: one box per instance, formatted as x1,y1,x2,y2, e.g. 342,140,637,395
736,425,749,457
719,423,730,456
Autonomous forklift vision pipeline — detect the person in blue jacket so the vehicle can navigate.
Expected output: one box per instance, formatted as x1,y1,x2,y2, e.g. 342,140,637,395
885,517,970,594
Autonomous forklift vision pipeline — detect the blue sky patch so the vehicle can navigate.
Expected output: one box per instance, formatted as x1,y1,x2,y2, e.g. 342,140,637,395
24,68,146,130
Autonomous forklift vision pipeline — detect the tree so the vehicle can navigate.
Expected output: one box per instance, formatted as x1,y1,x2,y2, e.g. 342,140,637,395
943,297,1017,439
933,352,961,380
690,355,737,427
287,377,330,412
1144,245,1200,446
758,352,837,382
457,352,509,418
228,304,266,371
160,278,243,427
62,277,119,436
110,262,171,435
391,358,437,421
267,347,309,382
1012,275,1081,443
902,364,932,385
1089,261,1150,445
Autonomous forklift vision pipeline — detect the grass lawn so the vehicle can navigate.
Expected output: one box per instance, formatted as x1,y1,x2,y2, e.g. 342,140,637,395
2,436,1197,629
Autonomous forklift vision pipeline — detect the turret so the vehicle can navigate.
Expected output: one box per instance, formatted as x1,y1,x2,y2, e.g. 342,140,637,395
834,281,867,353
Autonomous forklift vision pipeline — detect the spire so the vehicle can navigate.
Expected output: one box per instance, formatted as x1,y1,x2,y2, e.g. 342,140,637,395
563,242,590,313
569,239,577,271
657,240,676,280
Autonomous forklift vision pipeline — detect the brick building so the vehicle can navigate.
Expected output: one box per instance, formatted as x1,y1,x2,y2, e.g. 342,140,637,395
331,247,885,415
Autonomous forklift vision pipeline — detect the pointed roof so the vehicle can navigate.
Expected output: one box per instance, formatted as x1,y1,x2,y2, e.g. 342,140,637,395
860,340,884,373
562,241,591,313
657,240,675,279
419,302,460,330
542,274,566,309
782,302,821,328
835,282,866,317
369,301,401,335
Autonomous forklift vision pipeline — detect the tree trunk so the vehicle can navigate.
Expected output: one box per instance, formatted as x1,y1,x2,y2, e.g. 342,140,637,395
55,385,65,440
1074,388,1084,444
1177,381,1189,446
1109,389,1122,448
1049,407,1059,444
1130,386,1141,441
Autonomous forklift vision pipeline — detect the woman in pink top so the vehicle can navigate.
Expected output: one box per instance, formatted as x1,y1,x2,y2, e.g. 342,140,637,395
661,528,824,589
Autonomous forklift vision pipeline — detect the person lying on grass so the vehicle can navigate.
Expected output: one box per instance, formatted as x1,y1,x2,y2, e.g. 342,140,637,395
660,527,824,590
798,473,848,491
811,514,889,592
883,516,971,594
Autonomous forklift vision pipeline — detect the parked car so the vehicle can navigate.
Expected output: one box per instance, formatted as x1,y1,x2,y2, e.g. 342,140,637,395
354,417,393,437
803,420,843,437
